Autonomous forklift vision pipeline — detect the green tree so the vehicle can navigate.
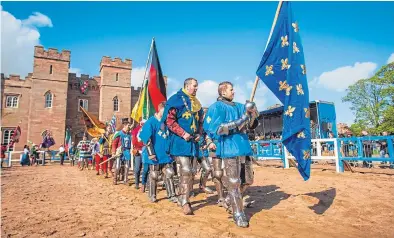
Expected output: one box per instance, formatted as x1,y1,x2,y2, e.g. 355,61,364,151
349,122,366,136
378,106,394,134
343,63,394,131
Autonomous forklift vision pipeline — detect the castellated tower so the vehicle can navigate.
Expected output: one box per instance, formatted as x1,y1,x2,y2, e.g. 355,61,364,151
99,57,132,125
27,46,70,147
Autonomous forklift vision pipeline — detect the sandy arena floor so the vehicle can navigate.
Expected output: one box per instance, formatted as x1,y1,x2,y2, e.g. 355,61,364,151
1,163,394,238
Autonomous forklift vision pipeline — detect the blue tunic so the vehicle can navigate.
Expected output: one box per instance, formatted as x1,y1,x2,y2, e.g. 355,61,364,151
120,130,132,161
162,89,203,157
140,116,173,165
203,100,253,158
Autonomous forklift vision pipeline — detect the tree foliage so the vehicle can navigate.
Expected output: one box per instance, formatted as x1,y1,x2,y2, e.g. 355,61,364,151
343,62,394,134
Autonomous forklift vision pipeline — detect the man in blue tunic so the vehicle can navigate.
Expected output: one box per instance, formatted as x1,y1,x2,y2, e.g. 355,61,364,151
162,77,204,215
139,102,177,203
111,118,132,185
204,81,259,228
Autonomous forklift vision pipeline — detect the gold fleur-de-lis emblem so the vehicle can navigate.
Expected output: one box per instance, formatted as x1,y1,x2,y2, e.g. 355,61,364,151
206,116,212,124
281,58,291,70
296,84,304,95
304,108,310,118
292,22,299,32
297,131,306,139
265,65,274,76
301,64,307,75
182,111,192,119
279,80,289,91
190,120,197,132
284,105,296,117
281,35,289,47
303,150,311,160
293,42,300,54
285,86,293,96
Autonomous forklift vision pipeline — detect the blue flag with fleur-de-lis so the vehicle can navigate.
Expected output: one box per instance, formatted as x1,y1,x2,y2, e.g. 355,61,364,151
256,1,311,181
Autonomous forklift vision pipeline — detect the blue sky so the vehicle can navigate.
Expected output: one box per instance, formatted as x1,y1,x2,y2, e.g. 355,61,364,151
1,1,394,125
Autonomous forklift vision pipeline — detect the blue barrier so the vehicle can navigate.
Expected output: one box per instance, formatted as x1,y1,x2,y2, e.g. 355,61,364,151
251,135,394,173
337,136,394,172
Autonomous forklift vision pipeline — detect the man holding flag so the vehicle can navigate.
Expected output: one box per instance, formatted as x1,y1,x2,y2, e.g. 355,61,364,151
255,1,311,181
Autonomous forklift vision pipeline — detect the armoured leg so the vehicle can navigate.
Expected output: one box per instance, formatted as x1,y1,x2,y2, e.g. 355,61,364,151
176,156,194,215
123,160,130,184
240,156,254,194
162,163,177,203
113,157,121,185
199,157,214,194
189,157,197,197
212,157,225,204
148,164,160,202
224,157,249,228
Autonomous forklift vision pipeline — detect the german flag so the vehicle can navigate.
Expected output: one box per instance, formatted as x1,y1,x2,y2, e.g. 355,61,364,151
148,40,167,112
131,39,167,122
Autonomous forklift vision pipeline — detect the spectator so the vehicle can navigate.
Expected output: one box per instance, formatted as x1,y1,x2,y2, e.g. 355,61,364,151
58,144,66,165
1,143,7,168
361,131,372,168
69,142,76,166
20,145,30,166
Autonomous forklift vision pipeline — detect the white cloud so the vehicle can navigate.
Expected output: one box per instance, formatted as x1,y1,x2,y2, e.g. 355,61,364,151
1,6,53,77
314,62,377,92
130,67,146,88
69,67,81,76
22,12,53,28
197,80,219,107
387,53,394,64
197,77,268,111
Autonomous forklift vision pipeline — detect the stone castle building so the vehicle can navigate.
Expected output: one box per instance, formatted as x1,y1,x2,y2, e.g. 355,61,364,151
1,46,141,151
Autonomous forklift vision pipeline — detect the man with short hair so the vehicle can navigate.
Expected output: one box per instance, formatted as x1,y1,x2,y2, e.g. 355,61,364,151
112,118,132,185
162,78,204,215
77,135,91,170
204,81,258,228
140,102,177,203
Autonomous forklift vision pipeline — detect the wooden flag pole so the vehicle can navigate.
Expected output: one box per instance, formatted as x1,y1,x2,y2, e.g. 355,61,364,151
249,1,283,102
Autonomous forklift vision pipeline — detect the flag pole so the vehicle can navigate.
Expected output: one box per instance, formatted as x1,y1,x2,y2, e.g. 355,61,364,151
249,1,283,102
131,38,155,121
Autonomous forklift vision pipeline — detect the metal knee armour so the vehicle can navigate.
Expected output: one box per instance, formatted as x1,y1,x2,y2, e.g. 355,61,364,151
224,157,244,219
212,157,225,201
176,156,193,206
163,164,176,198
148,164,161,201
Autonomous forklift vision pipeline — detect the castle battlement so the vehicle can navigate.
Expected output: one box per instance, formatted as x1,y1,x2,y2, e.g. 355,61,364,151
68,73,101,84
34,45,71,62
1,73,32,81
131,86,142,92
100,56,132,71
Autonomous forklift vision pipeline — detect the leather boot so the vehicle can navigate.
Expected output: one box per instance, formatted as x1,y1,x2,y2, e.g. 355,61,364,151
182,203,193,215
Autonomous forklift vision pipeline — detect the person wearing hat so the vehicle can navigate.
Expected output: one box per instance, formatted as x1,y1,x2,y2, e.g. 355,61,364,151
99,124,115,178
111,118,132,185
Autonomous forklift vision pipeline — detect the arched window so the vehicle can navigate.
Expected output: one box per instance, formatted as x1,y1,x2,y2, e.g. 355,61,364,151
115,73,119,82
113,96,119,112
6,96,18,108
44,91,53,108
2,129,15,151
50,65,53,74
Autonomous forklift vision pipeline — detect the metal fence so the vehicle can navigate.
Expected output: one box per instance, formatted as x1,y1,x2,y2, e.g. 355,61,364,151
251,136,394,173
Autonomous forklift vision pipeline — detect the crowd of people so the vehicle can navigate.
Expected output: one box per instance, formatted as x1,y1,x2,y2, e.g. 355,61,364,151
60,78,259,228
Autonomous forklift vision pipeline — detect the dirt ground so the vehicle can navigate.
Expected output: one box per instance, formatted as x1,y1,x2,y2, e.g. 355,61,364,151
1,163,394,238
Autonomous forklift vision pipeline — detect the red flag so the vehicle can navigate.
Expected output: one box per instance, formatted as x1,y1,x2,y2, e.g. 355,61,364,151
147,40,167,112
8,126,21,148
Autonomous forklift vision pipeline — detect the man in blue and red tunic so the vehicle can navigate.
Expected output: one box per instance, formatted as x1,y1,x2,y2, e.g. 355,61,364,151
162,77,204,215
111,118,132,185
